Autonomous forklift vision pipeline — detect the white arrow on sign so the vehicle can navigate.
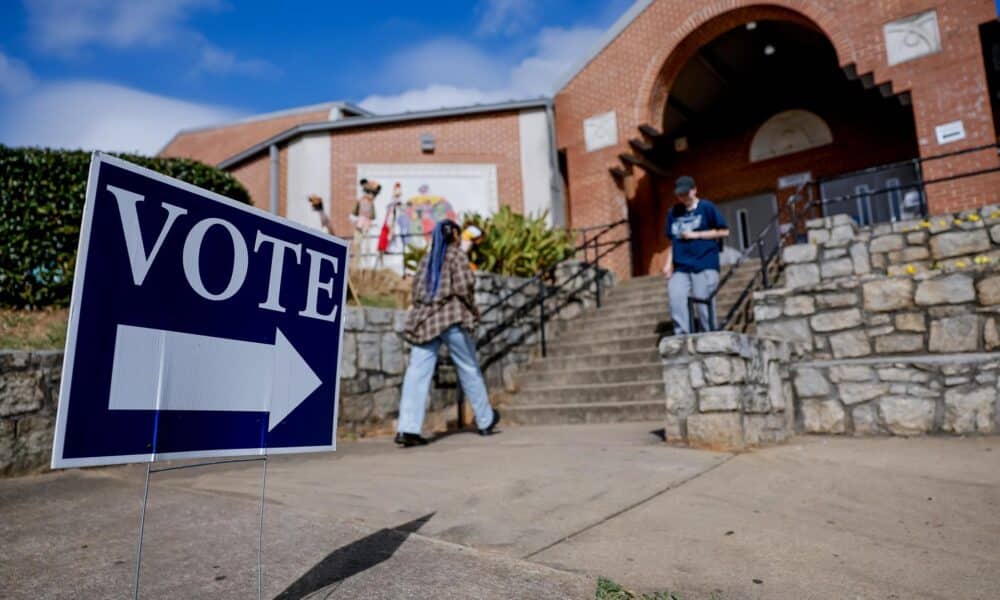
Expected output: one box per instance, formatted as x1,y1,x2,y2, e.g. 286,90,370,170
108,324,322,432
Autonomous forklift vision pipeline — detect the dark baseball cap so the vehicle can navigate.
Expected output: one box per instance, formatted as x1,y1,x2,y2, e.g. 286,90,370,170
674,175,696,195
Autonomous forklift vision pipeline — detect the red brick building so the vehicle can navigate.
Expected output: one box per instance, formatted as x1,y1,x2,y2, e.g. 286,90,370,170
554,0,1000,277
162,0,1000,279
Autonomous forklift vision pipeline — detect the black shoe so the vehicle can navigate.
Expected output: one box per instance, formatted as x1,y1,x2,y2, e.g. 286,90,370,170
478,409,500,436
394,432,428,447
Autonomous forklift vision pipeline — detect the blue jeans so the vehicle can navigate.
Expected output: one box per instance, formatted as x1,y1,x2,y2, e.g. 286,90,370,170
669,269,720,335
397,325,495,434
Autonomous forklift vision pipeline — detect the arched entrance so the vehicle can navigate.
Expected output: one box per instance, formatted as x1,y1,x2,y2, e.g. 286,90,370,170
623,8,919,275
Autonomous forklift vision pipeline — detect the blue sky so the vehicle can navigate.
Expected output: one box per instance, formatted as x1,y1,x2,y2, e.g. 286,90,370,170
6,1,998,156
0,0,632,154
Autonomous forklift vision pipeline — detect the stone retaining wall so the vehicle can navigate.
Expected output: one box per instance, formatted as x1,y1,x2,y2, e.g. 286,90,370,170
755,206,1000,438
0,352,60,476
784,204,1000,289
659,332,793,451
791,356,999,436
755,266,1000,360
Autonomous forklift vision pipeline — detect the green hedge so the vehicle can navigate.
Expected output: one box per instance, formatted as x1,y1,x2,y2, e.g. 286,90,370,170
0,146,251,308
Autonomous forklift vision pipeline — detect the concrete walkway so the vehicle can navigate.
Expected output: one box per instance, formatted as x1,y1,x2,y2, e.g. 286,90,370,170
2,423,999,599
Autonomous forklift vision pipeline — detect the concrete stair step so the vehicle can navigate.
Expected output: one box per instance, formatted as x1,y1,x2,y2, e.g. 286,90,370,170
514,380,664,404
553,322,660,343
518,363,662,387
523,348,660,372
557,309,666,330
501,401,666,425
544,334,659,356
584,299,668,315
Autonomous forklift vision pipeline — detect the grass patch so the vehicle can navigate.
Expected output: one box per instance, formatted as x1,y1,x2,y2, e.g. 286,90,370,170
356,293,399,309
347,268,410,309
0,307,69,350
595,577,679,600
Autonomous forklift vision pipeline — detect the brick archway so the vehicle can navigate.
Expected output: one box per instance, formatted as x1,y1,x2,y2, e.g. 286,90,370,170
635,2,853,129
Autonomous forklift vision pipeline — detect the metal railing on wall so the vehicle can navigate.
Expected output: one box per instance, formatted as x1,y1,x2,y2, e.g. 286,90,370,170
434,219,631,427
687,142,1000,335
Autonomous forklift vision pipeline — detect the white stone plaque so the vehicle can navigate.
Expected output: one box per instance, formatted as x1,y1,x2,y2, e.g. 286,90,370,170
935,120,966,145
583,111,618,152
884,10,942,66
778,172,812,189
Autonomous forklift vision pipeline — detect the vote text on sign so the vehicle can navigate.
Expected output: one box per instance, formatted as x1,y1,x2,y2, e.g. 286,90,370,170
51,154,348,468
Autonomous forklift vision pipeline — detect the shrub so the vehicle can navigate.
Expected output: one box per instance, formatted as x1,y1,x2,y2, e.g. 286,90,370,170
464,207,574,277
0,146,251,308
400,207,575,279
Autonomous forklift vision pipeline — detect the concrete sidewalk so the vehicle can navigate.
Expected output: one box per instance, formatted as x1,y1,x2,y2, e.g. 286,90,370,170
2,423,999,599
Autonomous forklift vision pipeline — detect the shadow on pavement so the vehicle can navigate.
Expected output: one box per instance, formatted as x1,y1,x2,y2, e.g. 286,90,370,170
273,512,435,599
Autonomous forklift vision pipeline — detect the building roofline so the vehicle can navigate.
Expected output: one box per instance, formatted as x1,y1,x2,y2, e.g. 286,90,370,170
157,101,374,156
218,97,552,169
552,0,654,94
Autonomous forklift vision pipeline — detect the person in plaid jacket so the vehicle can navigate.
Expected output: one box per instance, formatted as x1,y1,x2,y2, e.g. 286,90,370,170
395,220,500,447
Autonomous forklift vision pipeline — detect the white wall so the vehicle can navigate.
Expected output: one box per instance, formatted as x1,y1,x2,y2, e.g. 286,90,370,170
285,133,331,231
518,108,556,226
354,163,499,271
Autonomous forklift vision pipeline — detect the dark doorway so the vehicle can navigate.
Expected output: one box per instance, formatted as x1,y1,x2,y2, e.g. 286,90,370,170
629,18,919,275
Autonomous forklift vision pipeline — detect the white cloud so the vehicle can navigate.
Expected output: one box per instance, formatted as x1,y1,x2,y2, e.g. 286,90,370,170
382,39,507,91
360,84,511,115
0,80,245,154
0,52,36,96
194,45,280,78
24,0,277,78
25,0,222,54
476,0,537,36
359,25,603,115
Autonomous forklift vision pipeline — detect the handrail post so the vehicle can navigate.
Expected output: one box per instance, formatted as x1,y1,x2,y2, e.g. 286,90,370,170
538,281,548,358
593,237,602,309
757,237,769,288
688,297,697,334
456,385,465,431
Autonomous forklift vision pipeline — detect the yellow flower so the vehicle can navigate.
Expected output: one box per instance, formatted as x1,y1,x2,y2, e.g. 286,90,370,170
974,255,991,265
905,264,917,275
968,214,981,222
919,221,931,228
955,261,968,269
938,219,948,227
991,211,1000,219
953,219,963,226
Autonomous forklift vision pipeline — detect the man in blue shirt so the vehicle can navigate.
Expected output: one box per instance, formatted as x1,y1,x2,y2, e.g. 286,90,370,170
662,175,729,334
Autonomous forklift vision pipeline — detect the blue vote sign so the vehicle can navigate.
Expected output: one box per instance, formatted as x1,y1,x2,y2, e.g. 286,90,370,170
51,154,349,468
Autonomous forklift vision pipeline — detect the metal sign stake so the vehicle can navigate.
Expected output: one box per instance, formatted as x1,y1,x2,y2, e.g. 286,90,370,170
133,462,152,600
257,457,268,600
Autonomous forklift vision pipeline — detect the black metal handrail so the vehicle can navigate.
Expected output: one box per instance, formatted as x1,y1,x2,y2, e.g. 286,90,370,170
685,142,1000,334
434,219,631,426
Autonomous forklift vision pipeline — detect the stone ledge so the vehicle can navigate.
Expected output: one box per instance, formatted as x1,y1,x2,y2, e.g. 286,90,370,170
661,332,792,451
790,353,1000,436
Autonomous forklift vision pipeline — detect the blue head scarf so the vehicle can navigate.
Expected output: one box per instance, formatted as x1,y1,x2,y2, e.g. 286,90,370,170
424,220,459,302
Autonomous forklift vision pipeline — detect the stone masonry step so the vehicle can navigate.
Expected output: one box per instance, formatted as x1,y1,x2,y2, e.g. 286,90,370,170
544,334,660,356
523,348,660,372
517,363,662,387
501,400,666,425
513,380,665,405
